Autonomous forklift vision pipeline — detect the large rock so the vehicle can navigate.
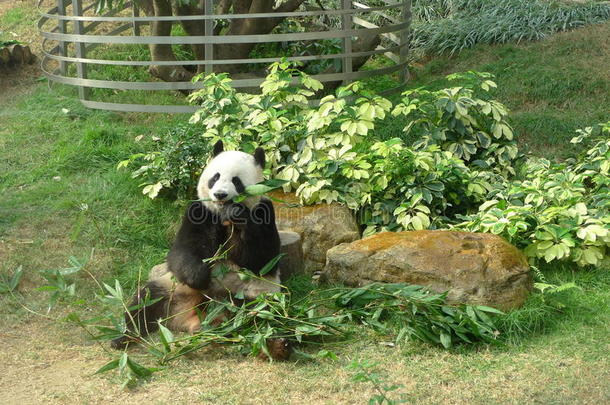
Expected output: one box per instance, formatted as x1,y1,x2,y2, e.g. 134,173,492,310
270,192,360,274
324,231,532,311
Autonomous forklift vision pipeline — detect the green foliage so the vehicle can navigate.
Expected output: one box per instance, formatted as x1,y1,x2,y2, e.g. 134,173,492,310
249,18,343,75
95,352,159,388
332,283,502,348
117,124,211,199
393,71,518,175
411,0,610,58
36,256,86,312
81,268,502,384
456,122,610,267
0,266,23,294
0,40,20,47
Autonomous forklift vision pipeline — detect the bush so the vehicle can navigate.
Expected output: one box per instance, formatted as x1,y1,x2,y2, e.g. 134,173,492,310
393,71,520,175
456,123,610,267
117,124,210,199
122,63,610,268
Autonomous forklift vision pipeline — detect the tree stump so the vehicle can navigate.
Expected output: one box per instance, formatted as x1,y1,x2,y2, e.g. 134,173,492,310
278,231,304,282
21,45,34,64
8,44,25,65
0,47,10,65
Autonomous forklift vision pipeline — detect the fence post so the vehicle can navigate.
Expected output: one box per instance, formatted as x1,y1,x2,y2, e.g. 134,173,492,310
72,0,89,100
341,0,353,86
56,0,67,76
399,0,411,84
204,0,214,75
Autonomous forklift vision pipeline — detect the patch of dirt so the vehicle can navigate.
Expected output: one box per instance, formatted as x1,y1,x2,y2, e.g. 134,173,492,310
0,319,372,404
0,62,40,105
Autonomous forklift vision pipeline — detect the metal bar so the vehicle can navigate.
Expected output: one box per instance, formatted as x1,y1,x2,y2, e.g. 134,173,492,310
81,1,135,35
38,1,412,113
78,81,407,115
353,1,399,23
40,3,406,22
41,60,409,90
72,0,88,100
204,0,213,75
81,100,197,113
40,21,410,45
342,0,353,86
41,43,407,66
55,0,67,75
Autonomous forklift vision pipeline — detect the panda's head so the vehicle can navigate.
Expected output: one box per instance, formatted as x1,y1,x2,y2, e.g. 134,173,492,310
197,140,265,212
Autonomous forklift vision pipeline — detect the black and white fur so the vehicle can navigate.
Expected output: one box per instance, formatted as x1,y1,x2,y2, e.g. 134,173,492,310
111,141,281,349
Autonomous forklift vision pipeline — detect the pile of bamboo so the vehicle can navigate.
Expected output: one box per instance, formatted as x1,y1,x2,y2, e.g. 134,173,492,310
0,43,36,67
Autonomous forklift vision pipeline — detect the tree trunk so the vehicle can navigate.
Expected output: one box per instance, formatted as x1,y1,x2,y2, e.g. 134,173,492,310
278,231,304,282
317,32,382,93
144,0,307,78
147,0,193,83
176,1,206,74
214,0,307,73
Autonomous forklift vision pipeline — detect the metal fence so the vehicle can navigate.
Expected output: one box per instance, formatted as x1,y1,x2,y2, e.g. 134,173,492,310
39,0,411,113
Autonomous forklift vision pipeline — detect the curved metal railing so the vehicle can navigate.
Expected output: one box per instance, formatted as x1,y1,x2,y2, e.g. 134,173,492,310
39,0,411,113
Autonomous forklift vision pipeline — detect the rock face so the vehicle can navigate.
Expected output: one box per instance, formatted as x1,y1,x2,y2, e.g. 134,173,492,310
324,231,532,311
277,231,304,281
270,192,361,274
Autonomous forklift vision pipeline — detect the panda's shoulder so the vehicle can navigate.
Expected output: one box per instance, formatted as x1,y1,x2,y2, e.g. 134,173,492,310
253,197,275,213
185,200,208,214
257,196,273,207
182,200,219,224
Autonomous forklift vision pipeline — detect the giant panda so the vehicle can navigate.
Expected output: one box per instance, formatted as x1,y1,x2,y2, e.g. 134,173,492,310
111,141,281,349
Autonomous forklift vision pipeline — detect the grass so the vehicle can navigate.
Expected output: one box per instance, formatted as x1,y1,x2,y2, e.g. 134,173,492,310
410,0,610,57
374,22,610,160
1,1,610,403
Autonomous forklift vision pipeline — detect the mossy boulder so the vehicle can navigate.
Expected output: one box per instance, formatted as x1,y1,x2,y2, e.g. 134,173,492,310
324,231,532,311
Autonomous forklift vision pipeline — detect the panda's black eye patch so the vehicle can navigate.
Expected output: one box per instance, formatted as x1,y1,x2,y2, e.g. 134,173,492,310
232,176,245,194
208,173,220,189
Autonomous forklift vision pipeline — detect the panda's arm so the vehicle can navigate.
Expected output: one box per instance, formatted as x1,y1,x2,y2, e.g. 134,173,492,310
166,201,219,290
239,198,281,274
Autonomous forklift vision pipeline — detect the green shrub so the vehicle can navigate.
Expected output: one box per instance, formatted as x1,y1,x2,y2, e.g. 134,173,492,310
117,124,210,199
393,70,519,175
455,123,610,267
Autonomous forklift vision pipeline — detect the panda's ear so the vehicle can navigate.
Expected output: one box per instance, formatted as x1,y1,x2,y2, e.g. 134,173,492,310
253,147,265,168
212,140,224,157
